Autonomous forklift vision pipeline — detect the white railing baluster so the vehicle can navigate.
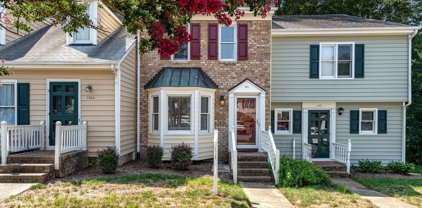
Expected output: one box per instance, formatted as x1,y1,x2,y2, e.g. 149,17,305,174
261,126,281,185
333,140,352,175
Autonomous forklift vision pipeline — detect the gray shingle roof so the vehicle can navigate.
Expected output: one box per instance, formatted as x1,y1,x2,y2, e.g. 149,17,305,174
145,67,218,89
272,14,412,30
0,25,135,64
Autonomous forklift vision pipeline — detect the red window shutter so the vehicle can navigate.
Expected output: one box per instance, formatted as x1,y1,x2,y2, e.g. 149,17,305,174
190,23,201,60
208,24,218,60
237,24,248,60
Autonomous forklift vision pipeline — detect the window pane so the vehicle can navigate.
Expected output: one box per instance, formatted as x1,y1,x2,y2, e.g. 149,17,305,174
153,114,159,131
0,84,15,106
0,107,15,124
168,97,191,130
338,61,352,77
201,97,209,113
362,111,374,120
338,45,351,60
361,122,374,131
173,43,188,60
277,111,289,121
322,46,334,60
277,121,289,131
153,97,159,113
74,28,90,41
200,114,209,131
221,43,235,59
221,27,235,42
321,61,335,77
64,96,75,114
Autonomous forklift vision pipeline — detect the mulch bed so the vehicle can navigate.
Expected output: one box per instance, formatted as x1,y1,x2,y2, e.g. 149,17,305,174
352,172,422,179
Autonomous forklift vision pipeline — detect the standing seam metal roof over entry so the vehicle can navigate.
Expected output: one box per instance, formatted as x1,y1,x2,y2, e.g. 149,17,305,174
145,67,218,89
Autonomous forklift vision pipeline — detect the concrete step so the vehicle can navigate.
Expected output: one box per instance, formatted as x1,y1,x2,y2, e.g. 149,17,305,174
238,168,271,177
238,161,268,169
7,156,54,164
0,163,53,174
0,173,49,183
238,176,273,183
237,152,268,162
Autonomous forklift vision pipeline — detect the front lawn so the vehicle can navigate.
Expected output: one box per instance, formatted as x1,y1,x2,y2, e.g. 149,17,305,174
279,184,375,208
1,173,249,208
355,178,422,207
414,165,422,174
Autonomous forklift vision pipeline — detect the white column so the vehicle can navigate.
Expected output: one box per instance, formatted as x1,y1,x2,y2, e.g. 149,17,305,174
259,93,266,150
1,121,8,165
330,107,337,160
159,89,165,148
228,93,235,151
194,90,199,160
54,121,62,170
114,67,121,155
302,109,308,159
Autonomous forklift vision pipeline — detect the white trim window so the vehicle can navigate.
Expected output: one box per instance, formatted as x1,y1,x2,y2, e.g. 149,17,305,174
219,24,237,61
67,1,97,45
359,108,378,135
0,6,6,45
168,96,191,131
151,96,159,133
274,108,293,134
200,96,210,132
172,24,190,61
0,80,17,124
320,42,354,79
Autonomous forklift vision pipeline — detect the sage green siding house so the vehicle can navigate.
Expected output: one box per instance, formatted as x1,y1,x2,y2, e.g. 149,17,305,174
270,15,420,165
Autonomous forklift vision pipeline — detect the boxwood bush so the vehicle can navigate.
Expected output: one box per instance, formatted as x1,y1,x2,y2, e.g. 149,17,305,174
358,159,383,173
146,145,163,168
97,147,119,174
171,143,193,170
278,157,330,187
387,161,415,174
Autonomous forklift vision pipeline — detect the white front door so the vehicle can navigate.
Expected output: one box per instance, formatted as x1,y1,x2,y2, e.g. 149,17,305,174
235,96,258,149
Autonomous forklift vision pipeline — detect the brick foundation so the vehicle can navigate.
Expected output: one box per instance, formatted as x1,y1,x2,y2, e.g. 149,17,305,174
56,150,89,178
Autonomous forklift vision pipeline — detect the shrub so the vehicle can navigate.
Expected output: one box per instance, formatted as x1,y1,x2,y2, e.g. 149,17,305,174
358,159,383,173
146,145,163,168
171,143,193,170
97,147,119,174
387,161,415,174
278,157,330,187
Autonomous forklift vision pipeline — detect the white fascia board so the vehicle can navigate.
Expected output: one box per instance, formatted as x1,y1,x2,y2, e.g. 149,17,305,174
272,27,421,37
2,63,116,70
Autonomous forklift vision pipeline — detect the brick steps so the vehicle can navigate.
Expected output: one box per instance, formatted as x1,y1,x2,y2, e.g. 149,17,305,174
0,173,49,183
313,161,349,178
236,152,273,183
238,168,270,176
7,156,54,164
238,161,268,169
238,176,272,183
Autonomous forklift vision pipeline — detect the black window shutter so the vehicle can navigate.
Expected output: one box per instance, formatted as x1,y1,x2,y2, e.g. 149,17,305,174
310,45,319,78
17,83,30,125
355,44,365,78
271,110,275,133
293,110,302,134
350,110,359,134
378,110,387,134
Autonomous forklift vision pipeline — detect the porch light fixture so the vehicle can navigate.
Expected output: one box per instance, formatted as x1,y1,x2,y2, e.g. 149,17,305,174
338,107,344,116
219,95,225,106
85,85,92,93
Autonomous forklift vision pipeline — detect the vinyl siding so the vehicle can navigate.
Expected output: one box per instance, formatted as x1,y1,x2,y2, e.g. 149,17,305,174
272,102,302,159
97,5,121,43
198,134,214,160
271,35,409,102
336,102,403,165
1,69,116,157
119,46,137,157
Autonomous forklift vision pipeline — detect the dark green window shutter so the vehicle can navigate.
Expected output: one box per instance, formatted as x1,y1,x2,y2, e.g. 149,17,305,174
271,110,275,133
293,110,302,134
378,110,387,134
350,110,359,134
17,83,30,125
310,45,319,78
355,44,365,78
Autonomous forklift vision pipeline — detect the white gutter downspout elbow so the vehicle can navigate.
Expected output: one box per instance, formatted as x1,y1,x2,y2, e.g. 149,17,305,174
136,31,141,158
402,29,419,162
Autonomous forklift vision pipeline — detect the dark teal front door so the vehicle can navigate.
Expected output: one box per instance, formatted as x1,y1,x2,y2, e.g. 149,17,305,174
308,110,330,158
49,82,79,146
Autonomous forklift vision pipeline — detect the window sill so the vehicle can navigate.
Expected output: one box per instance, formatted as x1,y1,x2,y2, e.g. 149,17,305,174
318,77,355,80
165,130,194,136
359,132,378,135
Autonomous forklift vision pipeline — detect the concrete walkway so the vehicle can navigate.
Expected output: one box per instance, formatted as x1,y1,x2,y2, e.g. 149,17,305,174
0,183,36,201
332,177,417,208
240,182,294,208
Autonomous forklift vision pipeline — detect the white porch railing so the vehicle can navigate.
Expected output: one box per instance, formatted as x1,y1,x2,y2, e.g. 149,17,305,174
54,121,87,170
228,126,237,184
333,139,352,174
261,126,280,185
303,143,312,162
1,121,45,165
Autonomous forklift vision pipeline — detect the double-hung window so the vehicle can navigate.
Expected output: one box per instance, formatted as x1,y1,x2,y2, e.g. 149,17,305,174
151,96,159,132
274,108,292,134
0,81,17,124
168,96,191,131
320,43,354,79
68,1,97,45
359,108,377,135
219,25,236,61
200,96,210,132
172,25,190,61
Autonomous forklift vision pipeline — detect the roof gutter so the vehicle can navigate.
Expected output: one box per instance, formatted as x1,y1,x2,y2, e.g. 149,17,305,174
272,27,421,37
2,63,116,70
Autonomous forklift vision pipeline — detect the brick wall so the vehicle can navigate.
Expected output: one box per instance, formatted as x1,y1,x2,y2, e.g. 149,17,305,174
140,20,271,161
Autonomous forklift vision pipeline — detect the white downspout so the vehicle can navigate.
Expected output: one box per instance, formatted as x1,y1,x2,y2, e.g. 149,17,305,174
402,29,419,162
136,31,141,157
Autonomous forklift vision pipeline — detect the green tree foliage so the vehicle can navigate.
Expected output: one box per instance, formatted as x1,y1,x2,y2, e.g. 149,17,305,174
277,0,422,164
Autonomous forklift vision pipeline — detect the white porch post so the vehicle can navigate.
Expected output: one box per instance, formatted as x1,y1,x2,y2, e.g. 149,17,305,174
1,121,8,165
228,93,234,150
82,121,88,151
54,121,62,170
194,90,199,160
40,121,45,150
259,93,266,150
159,89,165,148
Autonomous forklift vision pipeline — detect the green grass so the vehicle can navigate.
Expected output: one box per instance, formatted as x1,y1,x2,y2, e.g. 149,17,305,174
414,165,422,174
1,173,249,208
355,177,422,207
279,184,375,208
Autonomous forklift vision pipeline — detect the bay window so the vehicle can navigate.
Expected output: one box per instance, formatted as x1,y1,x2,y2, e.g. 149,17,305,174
168,96,191,131
320,43,354,79
0,81,17,124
